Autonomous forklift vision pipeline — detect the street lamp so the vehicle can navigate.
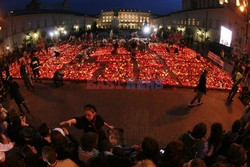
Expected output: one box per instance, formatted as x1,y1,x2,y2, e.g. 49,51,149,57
49,32,54,37
240,5,245,12
143,26,151,34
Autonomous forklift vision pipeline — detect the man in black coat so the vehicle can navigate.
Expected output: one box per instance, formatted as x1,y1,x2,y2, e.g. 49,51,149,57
20,61,34,92
189,70,208,107
30,54,41,82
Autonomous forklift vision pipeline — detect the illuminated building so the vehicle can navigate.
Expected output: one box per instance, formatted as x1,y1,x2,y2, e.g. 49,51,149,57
153,0,250,54
0,8,96,53
98,9,151,29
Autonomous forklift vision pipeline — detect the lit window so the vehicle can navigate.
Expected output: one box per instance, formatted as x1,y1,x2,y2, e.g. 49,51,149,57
86,25,91,30
181,20,183,24
188,19,191,25
192,18,195,25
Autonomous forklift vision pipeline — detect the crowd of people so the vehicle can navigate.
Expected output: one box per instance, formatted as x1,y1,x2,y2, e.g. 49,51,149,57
0,102,248,167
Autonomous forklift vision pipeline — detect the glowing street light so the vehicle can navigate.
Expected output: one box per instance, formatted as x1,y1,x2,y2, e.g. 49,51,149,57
240,5,245,12
33,32,39,39
58,27,65,32
54,30,59,36
143,26,151,34
153,28,158,32
63,30,67,35
49,32,54,37
74,25,79,31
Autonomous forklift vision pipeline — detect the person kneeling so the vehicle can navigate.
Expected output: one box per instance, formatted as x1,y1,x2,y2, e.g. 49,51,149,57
53,70,64,87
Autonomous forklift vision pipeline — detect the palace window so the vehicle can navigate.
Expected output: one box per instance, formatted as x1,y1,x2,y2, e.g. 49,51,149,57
192,18,195,25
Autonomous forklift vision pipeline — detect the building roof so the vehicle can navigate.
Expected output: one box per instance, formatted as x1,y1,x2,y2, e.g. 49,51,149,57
7,9,98,18
101,9,151,13
155,6,224,18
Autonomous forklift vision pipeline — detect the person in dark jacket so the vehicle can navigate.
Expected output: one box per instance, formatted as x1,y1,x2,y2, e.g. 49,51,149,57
227,71,243,103
30,54,41,82
20,60,34,92
53,70,64,87
112,41,118,55
9,77,30,113
189,70,208,107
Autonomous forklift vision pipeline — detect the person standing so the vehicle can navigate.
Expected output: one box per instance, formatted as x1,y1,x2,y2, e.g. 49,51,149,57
9,77,30,113
130,40,137,59
20,60,34,92
227,71,243,103
112,40,118,55
189,70,208,107
30,54,41,82
220,49,225,60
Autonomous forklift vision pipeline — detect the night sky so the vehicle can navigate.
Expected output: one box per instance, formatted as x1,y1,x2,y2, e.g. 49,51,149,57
0,0,182,15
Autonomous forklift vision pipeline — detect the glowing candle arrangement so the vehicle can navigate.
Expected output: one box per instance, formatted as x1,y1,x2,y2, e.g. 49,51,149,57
97,62,134,83
8,42,233,90
149,43,233,90
136,52,179,86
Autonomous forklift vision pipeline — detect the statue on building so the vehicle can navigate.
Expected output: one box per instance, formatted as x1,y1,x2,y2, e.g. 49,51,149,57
62,0,69,10
26,0,41,10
